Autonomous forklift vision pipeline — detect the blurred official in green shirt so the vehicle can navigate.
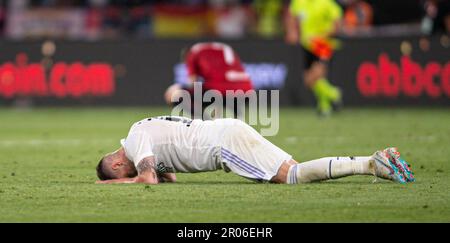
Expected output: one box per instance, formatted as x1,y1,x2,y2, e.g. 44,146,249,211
286,0,343,116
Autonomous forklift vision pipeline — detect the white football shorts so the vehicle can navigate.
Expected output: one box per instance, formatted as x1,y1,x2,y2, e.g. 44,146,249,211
219,120,292,182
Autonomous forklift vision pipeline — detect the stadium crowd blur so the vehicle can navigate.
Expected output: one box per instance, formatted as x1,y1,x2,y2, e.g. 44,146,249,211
0,0,448,40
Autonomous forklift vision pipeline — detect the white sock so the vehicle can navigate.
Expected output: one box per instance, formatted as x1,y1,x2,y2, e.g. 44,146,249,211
287,156,372,184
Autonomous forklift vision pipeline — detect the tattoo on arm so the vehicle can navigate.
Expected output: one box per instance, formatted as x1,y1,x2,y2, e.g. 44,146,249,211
136,157,159,183
137,157,156,174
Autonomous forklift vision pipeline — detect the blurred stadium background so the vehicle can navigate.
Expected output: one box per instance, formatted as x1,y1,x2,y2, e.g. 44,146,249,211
0,0,449,222
0,0,448,107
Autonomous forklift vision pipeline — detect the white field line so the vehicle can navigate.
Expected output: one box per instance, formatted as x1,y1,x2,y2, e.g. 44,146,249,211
0,138,117,147
284,135,437,143
0,135,438,148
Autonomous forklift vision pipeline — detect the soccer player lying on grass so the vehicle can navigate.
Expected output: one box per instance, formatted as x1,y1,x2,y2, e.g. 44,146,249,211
96,116,415,185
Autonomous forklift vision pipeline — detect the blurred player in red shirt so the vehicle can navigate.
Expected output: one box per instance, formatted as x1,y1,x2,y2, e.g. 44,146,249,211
165,42,253,118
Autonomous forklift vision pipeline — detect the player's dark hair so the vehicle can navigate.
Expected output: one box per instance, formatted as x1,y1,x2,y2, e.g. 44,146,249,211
96,158,111,180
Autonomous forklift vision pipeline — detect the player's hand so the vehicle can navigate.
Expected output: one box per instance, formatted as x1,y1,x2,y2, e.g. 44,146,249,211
95,180,110,184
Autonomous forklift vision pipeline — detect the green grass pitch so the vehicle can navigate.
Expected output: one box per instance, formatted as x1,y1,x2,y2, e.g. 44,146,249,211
0,107,449,222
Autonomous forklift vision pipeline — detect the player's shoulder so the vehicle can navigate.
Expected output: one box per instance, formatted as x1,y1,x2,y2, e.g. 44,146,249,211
191,42,211,53
191,42,231,53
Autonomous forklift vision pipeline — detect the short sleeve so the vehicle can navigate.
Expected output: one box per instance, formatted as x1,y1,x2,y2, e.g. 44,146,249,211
121,132,154,166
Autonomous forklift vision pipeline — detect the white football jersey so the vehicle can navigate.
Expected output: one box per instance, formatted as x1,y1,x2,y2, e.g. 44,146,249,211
120,116,238,173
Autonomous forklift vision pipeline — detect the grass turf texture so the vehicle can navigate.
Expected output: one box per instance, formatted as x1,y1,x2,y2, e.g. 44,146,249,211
0,107,449,222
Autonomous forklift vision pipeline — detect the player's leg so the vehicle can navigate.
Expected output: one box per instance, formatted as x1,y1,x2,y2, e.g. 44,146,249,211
221,120,376,184
220,120,415,184
285,156,373,183
307,62,342,115
220,119,293,182
281,148,414,184
303,49,341,116
271,156,371,183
